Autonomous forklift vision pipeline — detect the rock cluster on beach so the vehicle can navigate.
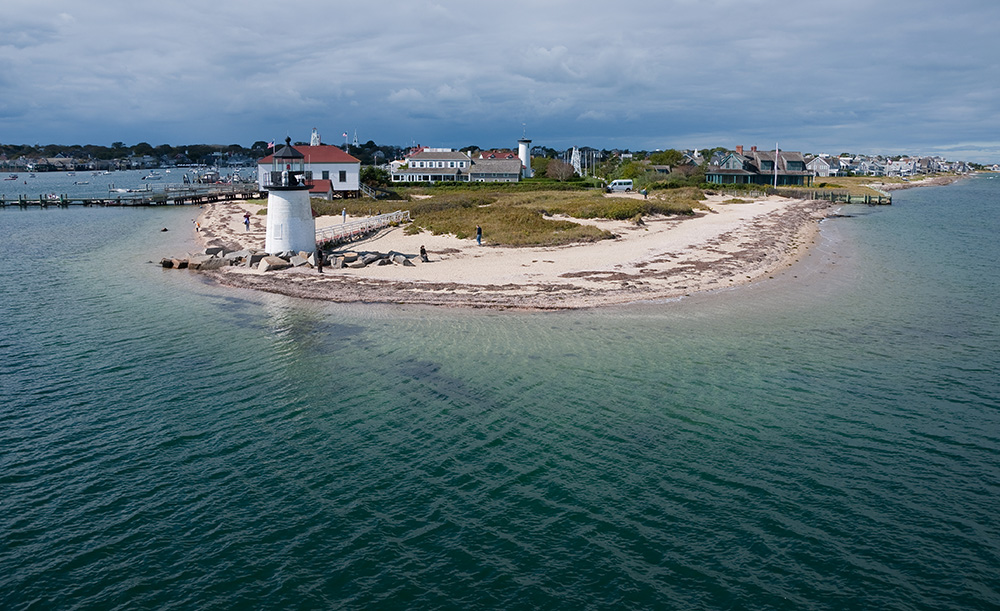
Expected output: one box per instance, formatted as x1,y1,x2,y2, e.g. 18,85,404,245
160,248,418,272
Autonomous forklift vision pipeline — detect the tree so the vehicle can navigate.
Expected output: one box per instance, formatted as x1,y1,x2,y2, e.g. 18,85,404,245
546,160,575,181
360,166,390,187
648,149,684,166
531,157,551,177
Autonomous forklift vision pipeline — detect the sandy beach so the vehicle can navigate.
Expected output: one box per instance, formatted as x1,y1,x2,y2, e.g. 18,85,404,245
193,190,837,310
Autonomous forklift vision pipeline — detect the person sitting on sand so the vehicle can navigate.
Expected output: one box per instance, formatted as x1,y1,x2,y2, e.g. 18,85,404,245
420,245,429,262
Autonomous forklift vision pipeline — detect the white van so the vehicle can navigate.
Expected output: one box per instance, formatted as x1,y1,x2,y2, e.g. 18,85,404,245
607,179,633,192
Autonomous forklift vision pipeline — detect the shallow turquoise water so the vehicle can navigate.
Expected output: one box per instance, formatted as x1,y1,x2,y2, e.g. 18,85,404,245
2,177,998,609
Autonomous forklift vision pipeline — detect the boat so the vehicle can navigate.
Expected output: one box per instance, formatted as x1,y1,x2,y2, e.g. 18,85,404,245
73,181,90,185
198,170,220,183
4,174,18,180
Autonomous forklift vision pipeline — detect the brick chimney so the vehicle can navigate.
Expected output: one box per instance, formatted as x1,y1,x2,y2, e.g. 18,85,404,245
735,145,743,155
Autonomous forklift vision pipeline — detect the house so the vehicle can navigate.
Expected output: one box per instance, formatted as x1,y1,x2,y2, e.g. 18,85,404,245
468,158,522,182
478,150,518,160
391,149,472,183
257,143,361,198
390,144,526,184
806,156,843,177
706,145,813,186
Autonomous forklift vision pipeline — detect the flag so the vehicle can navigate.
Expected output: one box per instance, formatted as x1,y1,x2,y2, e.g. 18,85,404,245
342,132,348,139
267,141,274,149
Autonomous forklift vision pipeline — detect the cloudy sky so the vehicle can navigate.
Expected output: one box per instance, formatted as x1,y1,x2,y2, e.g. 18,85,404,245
2,0,999,161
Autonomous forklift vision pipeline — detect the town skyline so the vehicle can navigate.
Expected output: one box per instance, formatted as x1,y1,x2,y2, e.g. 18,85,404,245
3,0,999,162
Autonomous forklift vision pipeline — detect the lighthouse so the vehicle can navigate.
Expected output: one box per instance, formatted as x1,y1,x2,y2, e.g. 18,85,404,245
265,137,315,255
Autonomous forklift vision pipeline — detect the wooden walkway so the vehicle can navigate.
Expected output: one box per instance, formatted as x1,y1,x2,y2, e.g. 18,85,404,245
0,184,263,208
315,210,411,246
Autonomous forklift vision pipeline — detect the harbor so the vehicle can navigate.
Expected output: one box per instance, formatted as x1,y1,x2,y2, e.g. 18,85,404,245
0,168,261,208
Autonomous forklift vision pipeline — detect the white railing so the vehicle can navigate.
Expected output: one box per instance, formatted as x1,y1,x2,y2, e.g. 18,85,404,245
315,210,411,245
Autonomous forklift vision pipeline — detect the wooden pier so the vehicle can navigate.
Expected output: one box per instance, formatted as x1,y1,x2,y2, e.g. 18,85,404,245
0,184,263,208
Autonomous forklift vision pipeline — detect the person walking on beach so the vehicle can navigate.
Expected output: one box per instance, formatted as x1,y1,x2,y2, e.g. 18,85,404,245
315,247,324,274
476,225,482,246
243,211,251,231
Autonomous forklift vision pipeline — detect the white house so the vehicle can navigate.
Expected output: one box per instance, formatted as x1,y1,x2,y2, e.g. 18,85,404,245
258,144,360,199
391,149,472,183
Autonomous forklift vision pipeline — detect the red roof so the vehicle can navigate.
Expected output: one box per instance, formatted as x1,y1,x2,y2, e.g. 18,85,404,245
259,145,359,164
308,179,333,194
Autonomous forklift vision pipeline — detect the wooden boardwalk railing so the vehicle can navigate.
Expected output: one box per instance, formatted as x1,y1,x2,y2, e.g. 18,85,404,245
315,210,411,246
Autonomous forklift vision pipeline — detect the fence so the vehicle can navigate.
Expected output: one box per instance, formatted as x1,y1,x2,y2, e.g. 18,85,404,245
710,187,891,205
315,210,411,246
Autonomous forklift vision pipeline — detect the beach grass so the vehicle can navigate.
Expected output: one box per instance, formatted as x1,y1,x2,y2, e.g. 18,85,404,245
395,188,703,246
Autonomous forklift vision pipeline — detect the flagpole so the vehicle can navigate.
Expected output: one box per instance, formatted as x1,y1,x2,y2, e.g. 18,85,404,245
774,142,779,189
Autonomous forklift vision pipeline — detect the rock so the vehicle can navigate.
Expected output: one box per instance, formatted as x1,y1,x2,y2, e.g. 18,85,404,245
376,257,392,266
172,258,188,269
187,254,217,270
160,258,175,268
401,258,415,267
297,251,311,260
229,248,253,260
341,252,359,263
329,256,344,269
290,255,309,267
161,228,168,232
244,252,267,268
348,260,367,269
200,257,227,270
390,253,408,265
361,252,382,265
259,255,292,272
205,246,225,256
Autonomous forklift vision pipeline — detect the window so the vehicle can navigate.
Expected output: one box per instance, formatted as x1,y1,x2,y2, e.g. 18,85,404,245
322,171,329,179
339,170,347,182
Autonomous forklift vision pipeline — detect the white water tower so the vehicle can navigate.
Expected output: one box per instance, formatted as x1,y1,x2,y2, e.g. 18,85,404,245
265,137,315,254
518,137,533,178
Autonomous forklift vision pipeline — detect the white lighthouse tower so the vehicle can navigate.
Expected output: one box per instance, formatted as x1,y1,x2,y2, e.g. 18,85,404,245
265,137,315,255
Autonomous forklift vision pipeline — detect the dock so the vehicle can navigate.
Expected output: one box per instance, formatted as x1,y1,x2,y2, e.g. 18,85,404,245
0,184,263,208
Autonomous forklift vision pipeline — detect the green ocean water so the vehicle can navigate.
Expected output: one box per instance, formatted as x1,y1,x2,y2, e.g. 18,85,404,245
2,177,998,609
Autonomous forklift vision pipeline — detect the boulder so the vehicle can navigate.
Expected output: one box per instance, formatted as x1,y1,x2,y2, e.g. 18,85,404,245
390,253,408,265
160,258,175,268
290,255,309,267
361,252,382,265
228,248,253,260
205,246,225,256
376,257,392,266
297,251,312,260
243,252,267,268
341,252,359,263
187,254,217,270
347,260,367,269
259,255,292,272
329,256,344,269
172,258,188,269
401,258,415,267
